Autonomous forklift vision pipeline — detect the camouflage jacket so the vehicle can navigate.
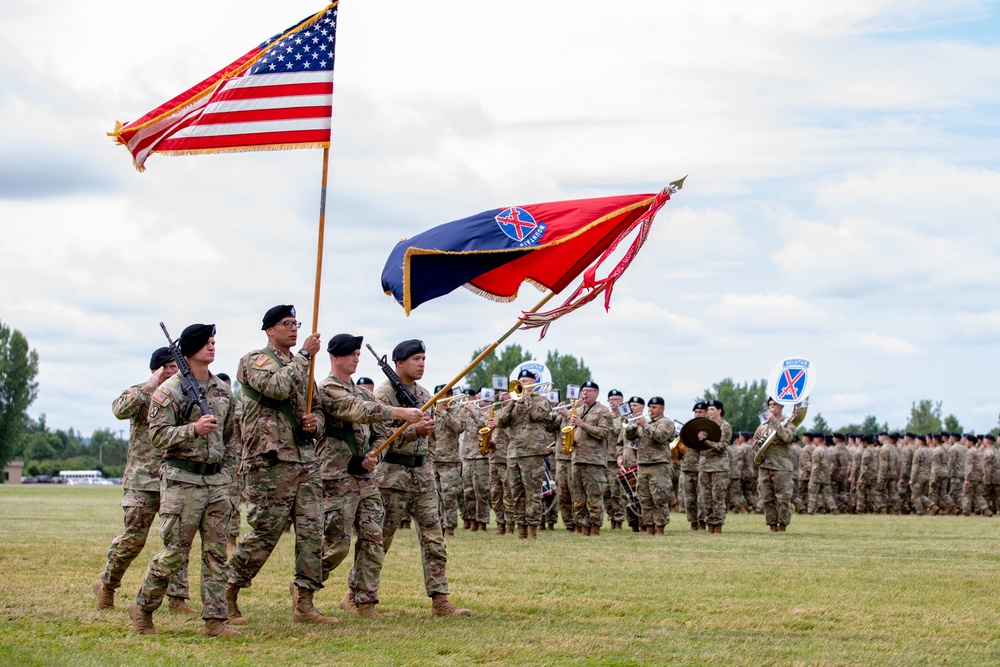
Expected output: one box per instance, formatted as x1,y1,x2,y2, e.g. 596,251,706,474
497,391,558,458
625,415,674,466
909,446,932,483
810,445,833,484
753,421,795,472
148,372,238,486
569,401,615,466
877,443,899,483
964,446,984,483
858,447,877,482
948,443,967,478
461,408,488,460
490,426,510,463
317,375,393,481
740,442,757,481
432,405,465,464
237,343,324,464
113,382,163,492
930,445,948,480
699,420,732,473
372,380,436,493
982,446,996,486
799,443,816,480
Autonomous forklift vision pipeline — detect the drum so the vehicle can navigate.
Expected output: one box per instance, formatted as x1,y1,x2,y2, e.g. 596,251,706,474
541,466,556,499
617,466,638,493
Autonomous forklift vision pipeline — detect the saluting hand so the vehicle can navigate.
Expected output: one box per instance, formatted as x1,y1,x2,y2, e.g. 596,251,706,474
194,415,219,436
300,413,319,433
145,367,166,391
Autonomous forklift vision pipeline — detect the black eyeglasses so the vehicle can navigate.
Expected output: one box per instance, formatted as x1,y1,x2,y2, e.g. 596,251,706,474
279,320,302,330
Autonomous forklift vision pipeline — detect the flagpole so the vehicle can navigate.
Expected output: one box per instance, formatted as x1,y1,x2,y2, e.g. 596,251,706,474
305,146,330,413
372,289,557,457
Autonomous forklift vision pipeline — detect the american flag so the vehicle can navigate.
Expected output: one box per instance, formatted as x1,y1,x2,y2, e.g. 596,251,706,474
111,3,338,171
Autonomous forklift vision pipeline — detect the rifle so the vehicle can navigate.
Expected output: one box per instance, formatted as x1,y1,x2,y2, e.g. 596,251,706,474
366,344,420,408
160,322,212,420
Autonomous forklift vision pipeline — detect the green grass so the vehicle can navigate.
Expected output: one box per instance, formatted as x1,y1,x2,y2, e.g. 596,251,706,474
2,486,999,666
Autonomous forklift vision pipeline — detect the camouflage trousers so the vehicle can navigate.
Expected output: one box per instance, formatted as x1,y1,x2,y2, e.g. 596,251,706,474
728,478,747,510
681,470,703,525
462,458,491,524
949,478,964,511
229,456,325,591
555,458,574,529
637,463,672,527
758,469,793,527
321,475,384,605
698,470,729,526
742,477,759,510
855,478,877,513
380,487,449,597
962,481,989,515
228,472,245,541
603,462,626,524
930,478,953,511
910,479,931,514
101,489,189,598
833,478,851,513
489,460,511,525
433,462,463,530
135,479,230,620
876,478,900,512
794,476,809,512
571,463,607,529
544,462,559,526
807,479,837,514
507,456,546,527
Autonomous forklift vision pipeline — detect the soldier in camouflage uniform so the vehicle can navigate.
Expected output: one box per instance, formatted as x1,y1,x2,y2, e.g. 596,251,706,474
681,402,707,530
371,339,470,616
619,396,644,531
909,435,932,515
96,348,193,614
603,389,628,530
488,394,513,535
559,380,615,535
554,401,576,532
981,434,998,514
697,400,731,533
929,435,951,514
227,305,334,625
808,435,837,514
432,386,466,535
317,334,424,619
129,325,240,637
740,433,760,512
215,372,244,554
625,396,674,534
898,433,915,514
754,399,796,531
947,434,967,515
495,370,558,539
855,436,878,513
796,434,815,514
962,434,991,516
460,395,491,530
831,433,851,513
727,432,748,513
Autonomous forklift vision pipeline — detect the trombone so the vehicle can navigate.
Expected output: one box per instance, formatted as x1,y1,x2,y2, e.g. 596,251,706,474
509,379,552,401
434,394,469,410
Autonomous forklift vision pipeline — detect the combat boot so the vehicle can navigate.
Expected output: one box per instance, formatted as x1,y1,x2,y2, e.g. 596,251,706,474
496,522,506,536
528,525,537,540
575,525,585,534
93,579,115,611
225,583,248,626
292,586,338,624
655,525,665,535
690,522,699,531
777,524,787,532
129,601,156,635
645,525,655,535
985,509,994,518
566,524,575,533
611,521,622,530
431,593,471,617
698,522,707,530
480,522,489,531
631,524,641,533
769,524,778,532
548,522,556,531
340,588,357,613
589,525,601,537
356,602,382,619
462,519,471,530
204,619,241,637
518,524,528,539
168,596,197,614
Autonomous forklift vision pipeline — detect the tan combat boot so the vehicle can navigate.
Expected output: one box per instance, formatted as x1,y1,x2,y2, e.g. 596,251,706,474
496,522,505,536
204,619,241,637
340,588,357,613
168,596,197,614
430,593,471,617
94,579,115,611
528,525,537,540
292,586,338,624
645,525,655,535
517,524,528,539
128,601,156,635
589,525,601,536
655,525,665,535
548,522,556,531
462,519,471,530
226,583,248,626
690,522,699,531
356,602,383,619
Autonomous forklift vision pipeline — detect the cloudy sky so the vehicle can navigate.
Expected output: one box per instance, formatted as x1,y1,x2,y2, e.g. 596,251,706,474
2,0,998,437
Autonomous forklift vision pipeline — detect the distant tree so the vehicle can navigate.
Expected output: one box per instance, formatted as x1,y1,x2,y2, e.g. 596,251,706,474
838,415,886,435
944,414,962,434
906,400,943,435
699,378,768,433
545,349,591,399
0,320,39,472
465,344,534,395
88,428,128,467
810,413,831,434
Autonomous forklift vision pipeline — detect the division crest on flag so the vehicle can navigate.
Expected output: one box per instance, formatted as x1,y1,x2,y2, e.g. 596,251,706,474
495,207,547,246
767,358,817,406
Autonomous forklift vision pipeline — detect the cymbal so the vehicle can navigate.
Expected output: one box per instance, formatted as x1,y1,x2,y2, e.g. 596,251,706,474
680,417,721,451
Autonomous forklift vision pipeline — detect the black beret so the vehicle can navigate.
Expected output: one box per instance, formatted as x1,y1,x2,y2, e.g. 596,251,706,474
940,431,951,438
825,435,834,444
648,396,664,406
693,401,708,411
216,372,231,384
262,304,295,330
834,433,846,441
890,432,901,440
581,380,599,391
915,434,926,442
518,369,536,380
149,347,172,371
706,399,724,411
862,435,874,444
878,432,889,437
905,432,916,439
357,377,374,386
608,389,623,398
434,384,446,393
463,388,476,396
392,339,425,361
327,333,363,356
179,323,215,357
628,396,645,405
986,434,997,443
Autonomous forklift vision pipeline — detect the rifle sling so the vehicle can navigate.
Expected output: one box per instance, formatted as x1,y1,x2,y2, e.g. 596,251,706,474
240,348,300,430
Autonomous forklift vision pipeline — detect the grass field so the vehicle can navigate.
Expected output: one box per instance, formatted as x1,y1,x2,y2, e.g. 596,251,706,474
1,486,999,666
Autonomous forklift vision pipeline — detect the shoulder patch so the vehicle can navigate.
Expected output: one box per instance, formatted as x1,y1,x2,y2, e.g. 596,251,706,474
254,354,270,367
151,390,167,404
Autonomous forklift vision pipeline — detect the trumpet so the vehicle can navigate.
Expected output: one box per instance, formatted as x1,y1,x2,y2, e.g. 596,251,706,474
435,394,468,409
561,400,579,455
550,402,574,414
620,411,646,425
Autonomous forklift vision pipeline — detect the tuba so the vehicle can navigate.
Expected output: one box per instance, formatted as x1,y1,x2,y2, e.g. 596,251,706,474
754,357,818,465
753,400,808,465
561,400,578,455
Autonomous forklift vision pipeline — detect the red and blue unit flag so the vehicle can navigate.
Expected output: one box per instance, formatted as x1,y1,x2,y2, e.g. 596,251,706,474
109,3,338,171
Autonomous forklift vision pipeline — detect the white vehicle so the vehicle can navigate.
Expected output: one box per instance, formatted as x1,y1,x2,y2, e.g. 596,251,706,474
58,470,104,484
